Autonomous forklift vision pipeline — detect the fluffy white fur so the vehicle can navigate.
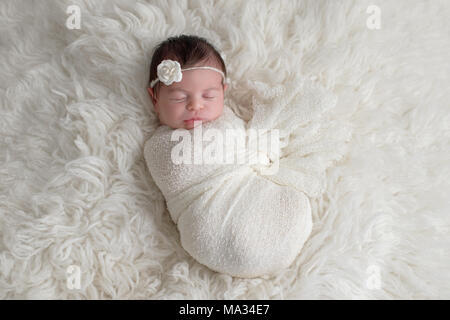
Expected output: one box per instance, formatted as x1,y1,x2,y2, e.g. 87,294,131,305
0,0,449,299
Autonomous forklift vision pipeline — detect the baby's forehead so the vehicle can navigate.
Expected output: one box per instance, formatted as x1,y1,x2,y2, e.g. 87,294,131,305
165,86,222,93
158,63,225,94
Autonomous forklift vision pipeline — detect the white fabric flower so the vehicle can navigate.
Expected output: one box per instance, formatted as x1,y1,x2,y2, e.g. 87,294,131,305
157,60,182,86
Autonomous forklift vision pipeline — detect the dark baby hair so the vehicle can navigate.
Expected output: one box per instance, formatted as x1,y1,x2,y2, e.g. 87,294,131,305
149,34,227,97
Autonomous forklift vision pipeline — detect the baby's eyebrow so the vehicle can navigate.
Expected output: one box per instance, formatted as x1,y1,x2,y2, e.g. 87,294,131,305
168,87,221,93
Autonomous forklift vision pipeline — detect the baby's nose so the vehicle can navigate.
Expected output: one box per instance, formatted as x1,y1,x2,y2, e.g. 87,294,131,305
187,99,204,111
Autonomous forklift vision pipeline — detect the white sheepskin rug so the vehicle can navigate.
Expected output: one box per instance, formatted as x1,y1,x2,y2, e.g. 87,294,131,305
1,0,449,299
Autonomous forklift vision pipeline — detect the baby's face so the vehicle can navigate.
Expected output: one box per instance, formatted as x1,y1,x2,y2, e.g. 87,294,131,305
148,66,228,130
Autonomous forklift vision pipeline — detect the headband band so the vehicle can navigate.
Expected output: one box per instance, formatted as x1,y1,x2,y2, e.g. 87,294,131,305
150,59,227,88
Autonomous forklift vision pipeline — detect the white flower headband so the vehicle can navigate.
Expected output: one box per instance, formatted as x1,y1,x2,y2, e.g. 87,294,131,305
150,59,228,88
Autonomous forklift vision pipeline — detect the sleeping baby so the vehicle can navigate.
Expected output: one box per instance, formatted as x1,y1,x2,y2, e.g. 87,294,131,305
144,34,337,278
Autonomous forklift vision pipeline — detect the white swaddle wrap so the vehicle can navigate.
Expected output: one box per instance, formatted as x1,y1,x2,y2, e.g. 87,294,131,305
144,75,350,278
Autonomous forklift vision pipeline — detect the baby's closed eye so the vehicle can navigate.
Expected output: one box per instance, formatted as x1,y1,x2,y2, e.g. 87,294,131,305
170,95,216,102
170,97,186,102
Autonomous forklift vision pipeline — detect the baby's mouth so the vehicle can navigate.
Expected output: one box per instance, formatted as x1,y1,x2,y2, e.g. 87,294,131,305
184,117,204,123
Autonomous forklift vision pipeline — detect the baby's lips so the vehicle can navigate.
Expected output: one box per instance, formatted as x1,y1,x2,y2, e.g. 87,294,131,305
184,118,204,122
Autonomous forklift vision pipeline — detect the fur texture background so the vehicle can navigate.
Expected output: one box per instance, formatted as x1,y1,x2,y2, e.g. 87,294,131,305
1,0,449,299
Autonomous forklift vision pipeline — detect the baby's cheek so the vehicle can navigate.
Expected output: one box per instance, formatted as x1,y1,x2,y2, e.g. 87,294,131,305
174,106,188,120
216,101,225,113
162,103,182,118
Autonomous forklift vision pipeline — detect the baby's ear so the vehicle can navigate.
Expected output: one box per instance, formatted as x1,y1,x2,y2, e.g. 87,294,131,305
147,87,154,99
223,83,228,92
147,87,159,113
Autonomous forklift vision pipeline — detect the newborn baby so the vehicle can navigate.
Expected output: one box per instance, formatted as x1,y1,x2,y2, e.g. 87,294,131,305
144,35,319,278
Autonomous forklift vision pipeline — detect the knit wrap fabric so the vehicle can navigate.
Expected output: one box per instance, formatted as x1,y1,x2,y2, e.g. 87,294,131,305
144,74,350,278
